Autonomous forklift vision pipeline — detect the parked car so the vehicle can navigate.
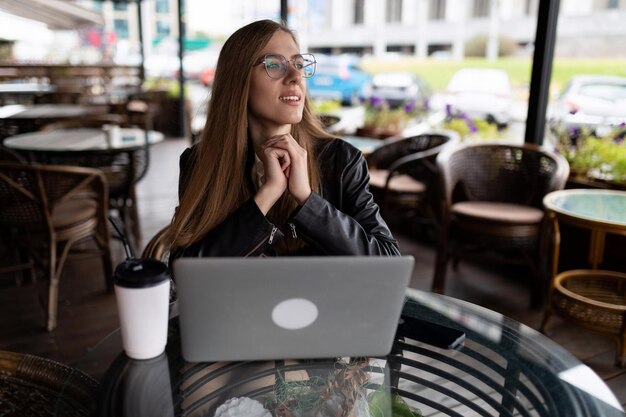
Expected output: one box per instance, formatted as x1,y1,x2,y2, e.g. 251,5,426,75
307,54,372,106
549,74,626,137
370,72,432,108
432,68,513,127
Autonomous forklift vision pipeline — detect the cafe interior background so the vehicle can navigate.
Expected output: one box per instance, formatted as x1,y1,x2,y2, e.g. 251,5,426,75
0,0,625,414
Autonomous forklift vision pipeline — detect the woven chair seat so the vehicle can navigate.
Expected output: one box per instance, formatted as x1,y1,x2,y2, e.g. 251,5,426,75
369,169,426,193
452,201,544,224
52,199,98,229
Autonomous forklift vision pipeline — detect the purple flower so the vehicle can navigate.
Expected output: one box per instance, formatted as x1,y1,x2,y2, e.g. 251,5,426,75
445,104,453,118
466,119,478,133
403,100,416,114
369,96,383,110
570,127,581,138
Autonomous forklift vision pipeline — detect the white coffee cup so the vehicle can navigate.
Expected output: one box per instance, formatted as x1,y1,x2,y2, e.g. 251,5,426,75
102,124,121,148
114,258,170,360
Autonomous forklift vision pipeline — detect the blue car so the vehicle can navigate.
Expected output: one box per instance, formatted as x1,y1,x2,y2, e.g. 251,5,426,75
307,54,372,106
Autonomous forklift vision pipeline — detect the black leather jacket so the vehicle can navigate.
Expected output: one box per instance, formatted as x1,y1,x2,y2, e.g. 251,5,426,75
173,138,400,258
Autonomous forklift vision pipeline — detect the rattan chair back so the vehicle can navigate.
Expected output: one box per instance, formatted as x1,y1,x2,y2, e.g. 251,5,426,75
0,145,27,162
0,162,113,331
366,130,460,236
438,141,569,209
367,131,455,171
0,350,97,416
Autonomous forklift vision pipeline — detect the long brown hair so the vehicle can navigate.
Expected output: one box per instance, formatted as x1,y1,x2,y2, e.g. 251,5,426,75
167,19,332,253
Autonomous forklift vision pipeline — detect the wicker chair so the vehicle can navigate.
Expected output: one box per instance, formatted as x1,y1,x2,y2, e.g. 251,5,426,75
0,350,98,416
366,131,459,235
30,124,150,254
0,145,27,162
431,142,569,307
0,145,32,284
0,162,113,331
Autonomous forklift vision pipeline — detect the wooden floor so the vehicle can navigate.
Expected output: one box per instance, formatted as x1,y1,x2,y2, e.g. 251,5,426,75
1,137,625,409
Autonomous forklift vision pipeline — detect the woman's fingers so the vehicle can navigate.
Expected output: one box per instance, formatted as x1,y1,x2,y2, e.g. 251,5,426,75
263,134,310,205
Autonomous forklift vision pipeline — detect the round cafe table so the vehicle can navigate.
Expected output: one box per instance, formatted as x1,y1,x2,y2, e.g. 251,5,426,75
541,189,626,366
67,289,624,417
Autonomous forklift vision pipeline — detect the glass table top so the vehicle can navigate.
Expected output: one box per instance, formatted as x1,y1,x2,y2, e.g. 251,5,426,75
4,128,164,152
544,189,626,228
69,289,625,417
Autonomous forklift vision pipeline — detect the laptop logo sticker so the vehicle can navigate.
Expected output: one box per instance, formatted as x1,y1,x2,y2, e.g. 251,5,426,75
271,298,318,330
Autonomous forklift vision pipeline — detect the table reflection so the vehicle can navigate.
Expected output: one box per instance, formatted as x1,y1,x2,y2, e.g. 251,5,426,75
76,290,624,417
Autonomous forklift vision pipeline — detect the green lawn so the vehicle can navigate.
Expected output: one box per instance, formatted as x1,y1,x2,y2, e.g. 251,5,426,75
361,57,626,93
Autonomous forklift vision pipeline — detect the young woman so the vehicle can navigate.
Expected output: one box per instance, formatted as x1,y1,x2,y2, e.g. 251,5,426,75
167,19,399,258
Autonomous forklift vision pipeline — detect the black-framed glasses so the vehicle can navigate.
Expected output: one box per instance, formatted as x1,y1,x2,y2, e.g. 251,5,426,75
253,53,316,79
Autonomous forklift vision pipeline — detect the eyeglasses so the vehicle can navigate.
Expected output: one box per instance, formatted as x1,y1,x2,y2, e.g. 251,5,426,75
253,53,316,79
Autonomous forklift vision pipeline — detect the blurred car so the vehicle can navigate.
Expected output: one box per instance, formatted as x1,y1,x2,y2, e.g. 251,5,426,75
433,68,513,127
307,54,372,106
144,54,179,79
183,50,219,82
549,74,626,136
145,50,219,83
370,72,431,108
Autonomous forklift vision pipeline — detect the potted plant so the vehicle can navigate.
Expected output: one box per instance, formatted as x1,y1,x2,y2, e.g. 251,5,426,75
356,96,428,139
550,121,626,188
440,104,498,141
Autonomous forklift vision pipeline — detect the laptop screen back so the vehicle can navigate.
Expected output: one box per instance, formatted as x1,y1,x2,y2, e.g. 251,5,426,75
173,256,414,362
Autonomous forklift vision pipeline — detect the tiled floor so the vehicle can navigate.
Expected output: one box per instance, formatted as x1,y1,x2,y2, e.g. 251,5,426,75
1,137,625,409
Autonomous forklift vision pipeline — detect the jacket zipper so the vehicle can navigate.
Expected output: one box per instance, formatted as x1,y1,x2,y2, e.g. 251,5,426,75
288,222,297,238
244,226,278,257
269,226,278,243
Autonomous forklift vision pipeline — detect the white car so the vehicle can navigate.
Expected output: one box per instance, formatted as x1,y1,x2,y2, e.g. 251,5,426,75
434,68,513,127
549,75,626,137
370,72,431,108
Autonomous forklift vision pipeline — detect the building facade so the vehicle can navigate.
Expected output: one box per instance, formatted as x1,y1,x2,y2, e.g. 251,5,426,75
297,0,626,58
78,0,626,60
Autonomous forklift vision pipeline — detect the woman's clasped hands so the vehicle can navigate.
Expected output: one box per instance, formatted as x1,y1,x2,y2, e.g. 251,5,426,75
256,134,311,213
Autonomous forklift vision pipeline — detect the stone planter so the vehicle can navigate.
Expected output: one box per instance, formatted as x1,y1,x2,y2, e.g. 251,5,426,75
355,126,402,139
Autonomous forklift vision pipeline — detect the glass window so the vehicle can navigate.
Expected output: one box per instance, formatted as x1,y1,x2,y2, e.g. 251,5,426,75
387,0,403,23
156,21,170,37
548,2,626,188
429,0,446,20
113,2,127,11
156,0,169,13
354,0,364,24
473,0,490,18
114,19,129,39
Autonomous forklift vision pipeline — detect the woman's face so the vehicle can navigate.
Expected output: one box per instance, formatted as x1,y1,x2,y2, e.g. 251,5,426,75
248,30,307,134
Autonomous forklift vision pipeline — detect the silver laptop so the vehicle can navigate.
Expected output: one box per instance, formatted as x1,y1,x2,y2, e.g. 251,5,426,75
173,256,414,362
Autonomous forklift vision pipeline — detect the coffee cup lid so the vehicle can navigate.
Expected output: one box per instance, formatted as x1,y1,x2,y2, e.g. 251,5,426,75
114,258,169,288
